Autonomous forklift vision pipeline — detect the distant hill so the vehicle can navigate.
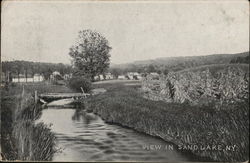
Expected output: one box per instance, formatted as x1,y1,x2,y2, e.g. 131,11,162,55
111,51,249,72
230,53,249,64
177,63,249,76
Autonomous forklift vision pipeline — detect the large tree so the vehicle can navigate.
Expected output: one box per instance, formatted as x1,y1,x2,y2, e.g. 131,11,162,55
69,30,112,81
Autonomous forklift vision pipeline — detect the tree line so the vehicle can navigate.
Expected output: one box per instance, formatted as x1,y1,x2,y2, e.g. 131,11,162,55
1,61,72,82
230,54,249,64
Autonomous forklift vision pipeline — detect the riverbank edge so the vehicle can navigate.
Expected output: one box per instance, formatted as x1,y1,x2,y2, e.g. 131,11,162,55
1,83,72,161
1,92,57,161
84,103,213,162
84,83,249,162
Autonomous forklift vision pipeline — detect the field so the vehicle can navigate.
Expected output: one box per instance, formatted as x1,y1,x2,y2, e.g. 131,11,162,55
2,82,74,95
86,79,249,162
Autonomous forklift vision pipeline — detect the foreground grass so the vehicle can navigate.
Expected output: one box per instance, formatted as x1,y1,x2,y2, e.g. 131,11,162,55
1,82,74,161
86,80,249,162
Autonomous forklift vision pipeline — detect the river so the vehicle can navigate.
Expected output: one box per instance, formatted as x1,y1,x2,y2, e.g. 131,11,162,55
36,99,201,162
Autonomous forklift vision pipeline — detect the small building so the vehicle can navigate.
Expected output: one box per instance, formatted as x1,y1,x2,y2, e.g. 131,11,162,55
94,76,100,81
148,72,160,80
52,71,60,76
137,75,143,80
94,73,114,81
94,74,105,81
127,72,134,80
105,73,114,80
63,73,72,80
1,72,6,83
150,72,159,76
127,72,142,80
99,75,104,80
118,75,126,80
12,73,44,82
50,71,63,81
34,74,44,82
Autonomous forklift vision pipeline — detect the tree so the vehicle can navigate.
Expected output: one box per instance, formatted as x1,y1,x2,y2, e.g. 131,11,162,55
147,64,156,73
163,67,169,76
69,30,112,81
109,68,121,79
41,67,52,80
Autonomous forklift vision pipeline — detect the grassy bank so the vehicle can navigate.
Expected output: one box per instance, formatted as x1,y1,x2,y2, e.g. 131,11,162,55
1,82,74,161
86,80,249,162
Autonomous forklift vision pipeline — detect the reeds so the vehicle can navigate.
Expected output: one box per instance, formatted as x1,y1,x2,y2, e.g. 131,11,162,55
1,84,58,161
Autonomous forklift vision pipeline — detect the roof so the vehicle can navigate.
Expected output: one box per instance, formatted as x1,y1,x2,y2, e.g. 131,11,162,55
150,72,159,76
52,71,60,75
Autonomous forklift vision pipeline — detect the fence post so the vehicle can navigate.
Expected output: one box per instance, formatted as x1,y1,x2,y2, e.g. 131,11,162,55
34,90,38,103
80,87,84,94
22,85,25,98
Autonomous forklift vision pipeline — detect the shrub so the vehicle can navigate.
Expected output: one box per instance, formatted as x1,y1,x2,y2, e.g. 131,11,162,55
68,76,92,93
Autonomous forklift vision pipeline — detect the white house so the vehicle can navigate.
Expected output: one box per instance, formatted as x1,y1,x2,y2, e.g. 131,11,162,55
12,73,44,83
63,73,72,80
127,72,134,80
33,74,44,82
94,73,114,81
52,71,60,76
148,72,160,80
50,71,63,81
118,75,126,80
127,72,142,80
105,73,114,80
150,72,159,76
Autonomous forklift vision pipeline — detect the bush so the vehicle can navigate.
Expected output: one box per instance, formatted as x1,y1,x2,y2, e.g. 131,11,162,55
68,76,92,93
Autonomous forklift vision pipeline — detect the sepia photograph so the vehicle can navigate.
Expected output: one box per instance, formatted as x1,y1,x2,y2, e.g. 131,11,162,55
1,0,249,162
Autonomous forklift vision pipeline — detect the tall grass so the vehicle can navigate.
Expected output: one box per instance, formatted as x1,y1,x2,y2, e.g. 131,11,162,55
1,82,69,161
86,82,249,162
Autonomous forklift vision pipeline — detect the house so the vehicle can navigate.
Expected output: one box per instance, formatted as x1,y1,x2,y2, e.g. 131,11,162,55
63,73,72,80
150,72,159,76
100,75,104,80
12,74,26,82
34,74,44,82
105,73,114,80
50,71,63,81
94,76,100,81
148,72,160,80
52,71,60,76
127,72,134,80
137,75,143,80
118,75,126,80
127,72,142,80
94,74,105,81
12,73,44,83
94,73,114,81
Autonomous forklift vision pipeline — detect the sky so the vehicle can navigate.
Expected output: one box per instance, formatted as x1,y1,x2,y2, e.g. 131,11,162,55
1,0,249,64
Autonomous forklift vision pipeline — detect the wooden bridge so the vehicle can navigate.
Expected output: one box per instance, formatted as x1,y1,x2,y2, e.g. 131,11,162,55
39,92,90,103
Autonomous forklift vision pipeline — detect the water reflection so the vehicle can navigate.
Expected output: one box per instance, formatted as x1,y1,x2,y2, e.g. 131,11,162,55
37,99,201,162
72,108,97,126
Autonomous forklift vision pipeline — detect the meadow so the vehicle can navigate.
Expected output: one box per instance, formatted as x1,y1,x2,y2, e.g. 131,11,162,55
86,78,249,162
